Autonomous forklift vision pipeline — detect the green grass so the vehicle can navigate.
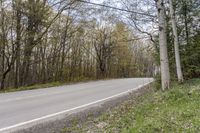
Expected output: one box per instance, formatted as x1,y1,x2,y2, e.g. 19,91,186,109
64,78,200,133
107,79,200,133
0,77,110,93
0,82,63,93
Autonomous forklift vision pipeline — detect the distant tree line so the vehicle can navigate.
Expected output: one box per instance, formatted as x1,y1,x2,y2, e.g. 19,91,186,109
0,0,154,90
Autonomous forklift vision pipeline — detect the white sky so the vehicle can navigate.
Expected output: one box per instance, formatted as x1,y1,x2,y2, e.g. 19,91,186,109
92,0,105,3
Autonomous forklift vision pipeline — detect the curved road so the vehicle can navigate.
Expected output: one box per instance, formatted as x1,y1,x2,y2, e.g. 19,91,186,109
0,78,153,132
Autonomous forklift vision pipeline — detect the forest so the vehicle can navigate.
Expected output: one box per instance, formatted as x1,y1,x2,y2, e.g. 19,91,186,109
0,0,199,90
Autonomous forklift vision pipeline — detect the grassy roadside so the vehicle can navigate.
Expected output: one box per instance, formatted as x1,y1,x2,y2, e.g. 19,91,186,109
62,78,200,132
0,82,63,93
0,78,112,93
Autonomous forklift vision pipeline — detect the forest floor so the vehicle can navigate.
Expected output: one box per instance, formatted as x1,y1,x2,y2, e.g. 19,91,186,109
61,78,200,133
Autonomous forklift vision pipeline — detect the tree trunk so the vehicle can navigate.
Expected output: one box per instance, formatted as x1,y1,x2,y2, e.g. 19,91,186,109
0,1,6,90
14,0,22,88
156,0,170,90
169,0,184,82
183,0,189,45
20,0,36,86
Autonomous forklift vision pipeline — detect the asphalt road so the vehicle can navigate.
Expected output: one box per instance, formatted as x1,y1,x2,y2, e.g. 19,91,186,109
0,78,153,132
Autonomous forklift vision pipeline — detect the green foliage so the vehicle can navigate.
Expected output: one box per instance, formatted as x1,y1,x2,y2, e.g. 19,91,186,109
0,82,62,93
181,33,200,79
122,79,200,132
153,74,161,90
154,0,200,81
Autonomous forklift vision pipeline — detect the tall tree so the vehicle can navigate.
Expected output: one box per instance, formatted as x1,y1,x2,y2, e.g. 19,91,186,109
155,0,170,90
0,0,6,89
169,0,184,82
13,0,22,88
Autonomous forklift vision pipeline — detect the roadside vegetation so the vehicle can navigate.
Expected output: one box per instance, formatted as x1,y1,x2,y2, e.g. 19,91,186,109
62,78,200,132
0,81,62,93
0,77,110,93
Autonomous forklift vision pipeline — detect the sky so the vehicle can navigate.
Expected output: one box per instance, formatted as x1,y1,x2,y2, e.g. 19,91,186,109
92,0,105,3
89,0,157,33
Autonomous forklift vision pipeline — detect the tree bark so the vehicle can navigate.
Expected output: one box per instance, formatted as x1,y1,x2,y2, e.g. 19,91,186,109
14,0,22,88
183,0,189,45
169,0,184,82
156,0,170,90
0,1,6,89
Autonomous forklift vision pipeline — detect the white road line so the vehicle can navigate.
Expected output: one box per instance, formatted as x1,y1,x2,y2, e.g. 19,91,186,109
0,81,153,132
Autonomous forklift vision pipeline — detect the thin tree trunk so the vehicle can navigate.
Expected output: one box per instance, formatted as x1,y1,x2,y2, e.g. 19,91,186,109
169,0,184,82
156,0,170,90
183,0,189,45
0,1,6,89
14,0,22,88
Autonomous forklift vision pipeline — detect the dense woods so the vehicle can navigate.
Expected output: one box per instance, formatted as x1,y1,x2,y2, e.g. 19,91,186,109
0,0,154,90
160,0,200,88
0,0,199,90
167,0,200,79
